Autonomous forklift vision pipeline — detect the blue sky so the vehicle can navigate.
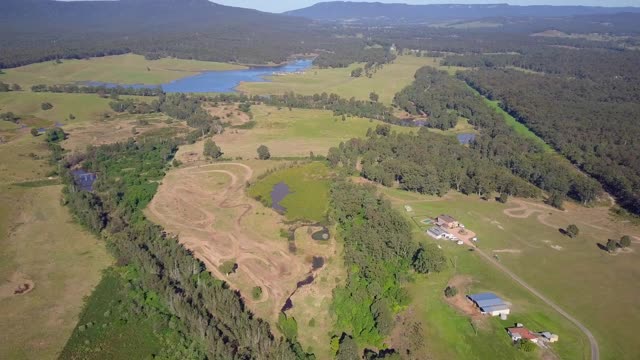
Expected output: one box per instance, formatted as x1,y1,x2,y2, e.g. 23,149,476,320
212,1,640,13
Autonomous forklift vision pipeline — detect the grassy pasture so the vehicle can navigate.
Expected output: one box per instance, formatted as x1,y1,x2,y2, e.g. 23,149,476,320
237,56,435,104
0,185,111,360
214,105,414,159
382,187,640,360
0,91,138,125
248,162,332,223
1,54,245,87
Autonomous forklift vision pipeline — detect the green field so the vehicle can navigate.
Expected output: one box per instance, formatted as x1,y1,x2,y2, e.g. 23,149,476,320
238,55,436,104
248,162,332,222
215,105,414,159
382,187,640,360
1,53,245,87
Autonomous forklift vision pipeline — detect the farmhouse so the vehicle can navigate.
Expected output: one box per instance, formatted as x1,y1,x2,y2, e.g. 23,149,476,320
436,214,459,229
507,325,539,344
427,226,448,239
467,292,511,316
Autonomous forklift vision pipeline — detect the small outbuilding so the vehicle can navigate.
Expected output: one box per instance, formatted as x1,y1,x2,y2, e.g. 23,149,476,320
404,205,413,212
538,331,559,343
507,326,539,344
467,292,511,316
436,214,459,229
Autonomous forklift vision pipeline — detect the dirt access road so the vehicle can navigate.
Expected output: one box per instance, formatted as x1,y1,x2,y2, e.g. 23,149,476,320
473,245,599,360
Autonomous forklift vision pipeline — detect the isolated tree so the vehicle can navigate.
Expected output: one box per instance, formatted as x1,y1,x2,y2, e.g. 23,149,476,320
257,145,271,160
69,113,76,120
203,139,223,159
620,235,631,248
412,243,446,274
444,285,458,298
336,334,359,360
45,127,65,143
375,124,391,136
30,128,39,137
41,102,53,110
369,92,379,102
606,239,618,253
350,67,363,78
566,224,580,238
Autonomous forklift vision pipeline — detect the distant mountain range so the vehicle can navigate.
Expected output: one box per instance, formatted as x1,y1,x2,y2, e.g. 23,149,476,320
285,1,640,24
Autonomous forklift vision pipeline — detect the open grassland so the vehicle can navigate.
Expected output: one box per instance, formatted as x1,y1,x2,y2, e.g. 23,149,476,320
238,56,436,104
213,105,414,159
145,158,338,325
0,185,111,360
0,133,50,185
1,54,245,87
382,187,640,360
0,91,141,124
248,162,332,222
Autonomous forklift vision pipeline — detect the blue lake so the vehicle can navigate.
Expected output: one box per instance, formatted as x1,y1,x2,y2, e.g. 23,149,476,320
86,59,313,93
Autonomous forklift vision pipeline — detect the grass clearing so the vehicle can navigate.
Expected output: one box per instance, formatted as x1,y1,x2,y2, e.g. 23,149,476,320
214,105,414,159
382,187,640,360
1,54,245,87
248,162,332,222
238,56,436,104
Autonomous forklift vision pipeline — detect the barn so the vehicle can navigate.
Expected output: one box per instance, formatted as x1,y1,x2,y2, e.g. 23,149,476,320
467,292,511,316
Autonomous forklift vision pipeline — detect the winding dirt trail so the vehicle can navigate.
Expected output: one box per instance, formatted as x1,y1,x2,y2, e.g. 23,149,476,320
146,162,309,315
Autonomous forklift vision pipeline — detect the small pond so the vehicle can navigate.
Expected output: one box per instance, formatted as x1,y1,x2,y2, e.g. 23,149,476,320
457,133,476,145
85,59,313,93
72,169,97,191
270,182,291,213
311,227,330,241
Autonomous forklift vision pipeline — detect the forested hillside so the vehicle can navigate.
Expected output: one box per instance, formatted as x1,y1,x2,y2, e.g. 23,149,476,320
0,0,359,68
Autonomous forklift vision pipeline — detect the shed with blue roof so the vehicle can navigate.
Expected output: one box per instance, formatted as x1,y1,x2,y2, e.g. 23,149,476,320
467,292,511,316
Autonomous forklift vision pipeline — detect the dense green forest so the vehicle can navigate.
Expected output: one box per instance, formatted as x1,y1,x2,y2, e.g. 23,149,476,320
392,67,601,206
459,65,640,214
62,139,313,359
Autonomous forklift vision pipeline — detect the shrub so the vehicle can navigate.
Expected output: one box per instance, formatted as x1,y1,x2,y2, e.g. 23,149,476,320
41,102,53,110
444,285,458,298
566,224,579,238
219,260,237,275
251,286,262,300
620,235,631,248
257,145,271,160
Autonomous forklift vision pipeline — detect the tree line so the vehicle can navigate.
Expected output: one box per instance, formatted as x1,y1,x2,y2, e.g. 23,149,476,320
31,84,162,97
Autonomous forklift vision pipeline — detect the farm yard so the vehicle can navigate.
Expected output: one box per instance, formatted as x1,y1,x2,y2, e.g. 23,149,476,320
382,186,640,360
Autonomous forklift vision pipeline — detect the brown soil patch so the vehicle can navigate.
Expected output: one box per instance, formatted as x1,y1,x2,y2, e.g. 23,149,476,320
204,104,251,126
145,162,312,319
0,272,35,299
443,275,491,331
388,307,431,360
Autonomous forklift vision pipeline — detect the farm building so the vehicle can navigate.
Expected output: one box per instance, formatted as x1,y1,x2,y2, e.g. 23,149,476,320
538,331,559,343
507,326,539,343
427,226,448,239
436,214,459,229
467,292,511,316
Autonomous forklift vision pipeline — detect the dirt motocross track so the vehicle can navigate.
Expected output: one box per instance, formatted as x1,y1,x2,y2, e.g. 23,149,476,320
146,162,311,317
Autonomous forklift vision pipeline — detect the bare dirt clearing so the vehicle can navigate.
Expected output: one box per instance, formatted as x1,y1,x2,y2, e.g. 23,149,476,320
145,160,336,322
